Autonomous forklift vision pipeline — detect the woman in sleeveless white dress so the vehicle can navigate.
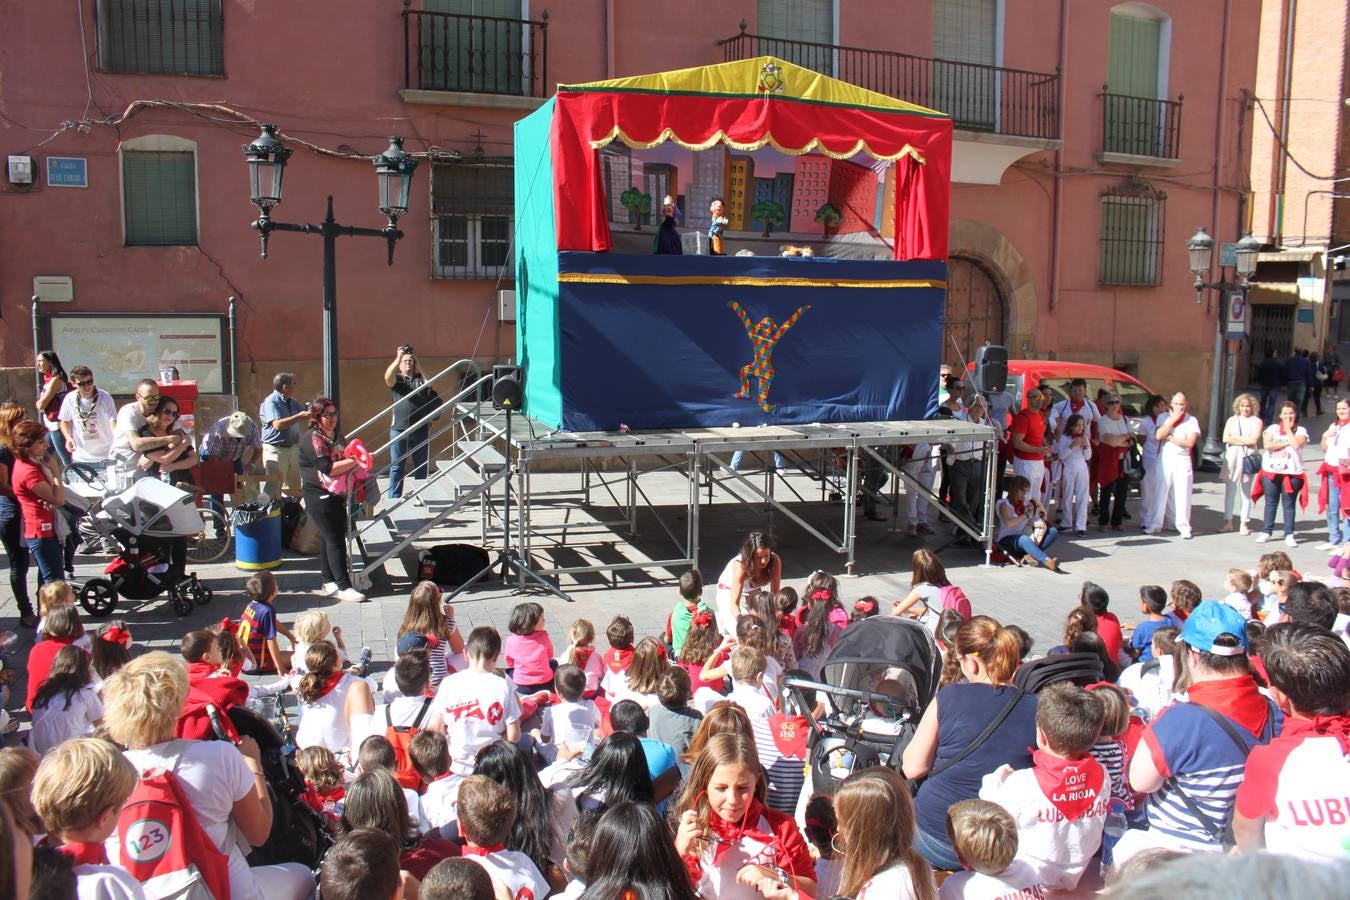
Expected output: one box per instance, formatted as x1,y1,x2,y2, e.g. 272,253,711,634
712,530,781,635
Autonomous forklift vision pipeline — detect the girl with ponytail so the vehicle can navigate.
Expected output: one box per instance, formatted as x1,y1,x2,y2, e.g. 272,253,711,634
295,639,374,763
900,616,1038,870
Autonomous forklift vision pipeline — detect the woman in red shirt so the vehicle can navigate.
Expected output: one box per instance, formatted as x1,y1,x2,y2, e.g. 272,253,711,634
10,420,67,585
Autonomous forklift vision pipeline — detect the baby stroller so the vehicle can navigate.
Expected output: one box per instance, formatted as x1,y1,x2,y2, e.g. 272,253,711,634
63,464,218,617
782,616,941,793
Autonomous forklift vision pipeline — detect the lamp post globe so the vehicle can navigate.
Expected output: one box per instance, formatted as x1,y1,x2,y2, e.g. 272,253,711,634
1234,231,1262,282
1186,225,1215,286
373,136,419,225
242,123,291,213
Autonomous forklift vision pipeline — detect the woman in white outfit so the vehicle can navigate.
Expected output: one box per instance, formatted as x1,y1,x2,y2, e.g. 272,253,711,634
1317,398,1350,550
1053,413,1092,535
1221,393,1263,535
903,443,941,536
712,530,781,636
1138,394,1167,532
101,652,313,900
1256,401,1309,547
294,640,375,763
1149,393,1201,539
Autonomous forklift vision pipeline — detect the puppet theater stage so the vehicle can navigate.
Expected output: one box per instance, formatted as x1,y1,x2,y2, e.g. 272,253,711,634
489,57,1000,585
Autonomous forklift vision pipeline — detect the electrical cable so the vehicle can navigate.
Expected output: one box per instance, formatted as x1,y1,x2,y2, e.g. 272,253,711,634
1251,95,1350,182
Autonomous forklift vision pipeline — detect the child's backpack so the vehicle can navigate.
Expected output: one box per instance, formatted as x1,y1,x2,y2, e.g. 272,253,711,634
386,697,433,792
938,584,972,618
117,741,232,900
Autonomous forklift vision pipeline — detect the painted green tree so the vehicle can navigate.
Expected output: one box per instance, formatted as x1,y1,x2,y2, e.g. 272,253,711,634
815,202,842,237
751,200,786,236
620,188,652,230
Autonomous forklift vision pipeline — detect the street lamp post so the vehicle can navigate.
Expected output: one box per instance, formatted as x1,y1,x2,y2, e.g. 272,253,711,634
242,124,419,409
1188,226,1262,471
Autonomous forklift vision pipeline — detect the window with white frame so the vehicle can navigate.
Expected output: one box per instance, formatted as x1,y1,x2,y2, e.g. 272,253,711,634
432,164,514,279
97,0,224,76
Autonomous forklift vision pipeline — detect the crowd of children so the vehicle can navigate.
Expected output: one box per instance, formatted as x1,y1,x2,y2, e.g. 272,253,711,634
1,538,1348,900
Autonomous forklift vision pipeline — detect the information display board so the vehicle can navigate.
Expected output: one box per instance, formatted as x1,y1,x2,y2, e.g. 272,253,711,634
49,315,226,395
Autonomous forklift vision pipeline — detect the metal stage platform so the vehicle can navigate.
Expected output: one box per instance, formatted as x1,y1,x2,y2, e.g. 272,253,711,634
483,411,1001,584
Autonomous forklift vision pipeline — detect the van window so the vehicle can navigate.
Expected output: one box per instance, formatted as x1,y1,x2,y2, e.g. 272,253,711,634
1114,381,1152,418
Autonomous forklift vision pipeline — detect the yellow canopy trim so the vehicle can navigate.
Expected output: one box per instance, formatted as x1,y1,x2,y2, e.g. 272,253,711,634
560,56,946,119
558,273,947,290
588,125,926,165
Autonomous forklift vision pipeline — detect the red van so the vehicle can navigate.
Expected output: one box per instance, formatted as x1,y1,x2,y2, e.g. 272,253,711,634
968,360,1158,425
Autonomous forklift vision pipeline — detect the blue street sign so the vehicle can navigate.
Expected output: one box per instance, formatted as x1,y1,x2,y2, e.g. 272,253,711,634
46,157,87,188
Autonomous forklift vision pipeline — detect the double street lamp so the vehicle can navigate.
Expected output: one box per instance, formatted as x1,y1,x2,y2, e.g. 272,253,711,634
1186,226,1263,469
242,124,419,409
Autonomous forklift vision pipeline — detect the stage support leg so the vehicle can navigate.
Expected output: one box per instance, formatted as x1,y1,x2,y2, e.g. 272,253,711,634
687,451,700,572
844,445,859,576
981,438,998,567
628,458,638,537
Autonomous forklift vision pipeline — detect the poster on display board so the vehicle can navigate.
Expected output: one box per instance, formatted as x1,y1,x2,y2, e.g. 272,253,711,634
49,314,226,394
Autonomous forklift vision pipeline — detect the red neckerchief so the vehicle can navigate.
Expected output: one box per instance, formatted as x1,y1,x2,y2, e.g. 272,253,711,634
463,842,505,857
768,713,809,759
573,645,594,670
1031,749,1105,821
1012,497,1026,516
605,647,634,673
187,661,222,680
1187,676,1271,737
1281,713,1350,754
433,772,456,783
706,799,777,865
318,785,345,804
58,841,108,866
1069,398,1085,413
313,671,345,699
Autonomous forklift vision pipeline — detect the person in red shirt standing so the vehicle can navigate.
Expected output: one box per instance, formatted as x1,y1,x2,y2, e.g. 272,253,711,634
10,420,68,585
1009,389,1052,506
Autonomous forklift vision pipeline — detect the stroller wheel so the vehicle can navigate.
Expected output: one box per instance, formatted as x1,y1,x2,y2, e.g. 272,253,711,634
186,507,231,564
78,579,118,617
170,586,194,617
189,578,213,606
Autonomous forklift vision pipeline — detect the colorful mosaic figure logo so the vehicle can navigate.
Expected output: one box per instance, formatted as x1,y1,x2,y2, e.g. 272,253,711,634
728,301,811,413
758,62,785,94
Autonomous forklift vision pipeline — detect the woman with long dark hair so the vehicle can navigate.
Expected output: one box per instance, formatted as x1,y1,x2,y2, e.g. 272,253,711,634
712,530,781,636
35,351,70,467
474,739,565,889
567,731,655,813
580,801,698,900
298,396,364,602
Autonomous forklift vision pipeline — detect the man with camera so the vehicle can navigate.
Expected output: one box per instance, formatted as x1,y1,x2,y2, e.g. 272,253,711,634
384,345,440,501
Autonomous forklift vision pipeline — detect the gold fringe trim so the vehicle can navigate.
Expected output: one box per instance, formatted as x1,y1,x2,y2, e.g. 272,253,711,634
558,273,946,289
587,126,927,165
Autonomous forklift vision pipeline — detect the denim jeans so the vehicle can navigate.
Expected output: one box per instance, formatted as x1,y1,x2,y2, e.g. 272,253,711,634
1328,481,1344,544
45,430,71,468
914,821,963,870
730,450,786,472
388,426,430,499
26,536,65,586
1261,473,1303,536
998,526,1059,564
0,511,33,618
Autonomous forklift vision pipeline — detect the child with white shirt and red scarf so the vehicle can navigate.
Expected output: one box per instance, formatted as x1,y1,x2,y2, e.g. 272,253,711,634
674,733,817,899
458,775,550,900
978,682,1110,891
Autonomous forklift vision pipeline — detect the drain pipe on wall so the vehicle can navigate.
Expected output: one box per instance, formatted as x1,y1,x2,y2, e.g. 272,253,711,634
1049,0,1068,315
1275,0,1298,242
1201,0,1235,469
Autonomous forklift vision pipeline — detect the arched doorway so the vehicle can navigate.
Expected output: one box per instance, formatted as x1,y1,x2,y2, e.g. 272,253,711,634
944,257,1007,368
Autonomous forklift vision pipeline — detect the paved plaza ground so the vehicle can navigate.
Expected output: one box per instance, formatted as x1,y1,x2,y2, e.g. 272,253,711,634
3,406,1341,708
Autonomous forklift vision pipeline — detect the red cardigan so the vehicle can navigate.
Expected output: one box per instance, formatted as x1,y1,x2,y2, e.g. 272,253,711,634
25,636,79,712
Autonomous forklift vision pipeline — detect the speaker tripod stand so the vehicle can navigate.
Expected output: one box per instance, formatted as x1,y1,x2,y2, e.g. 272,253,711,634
444,407,571,603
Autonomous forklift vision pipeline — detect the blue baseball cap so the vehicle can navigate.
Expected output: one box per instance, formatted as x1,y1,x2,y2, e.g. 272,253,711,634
1178,600,1249,656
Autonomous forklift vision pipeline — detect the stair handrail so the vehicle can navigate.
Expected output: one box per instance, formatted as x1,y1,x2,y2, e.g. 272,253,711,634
345,358,485,450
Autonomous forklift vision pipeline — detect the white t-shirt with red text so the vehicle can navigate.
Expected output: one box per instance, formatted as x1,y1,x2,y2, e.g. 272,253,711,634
431,668,522,775
979,762,1110,890
421,772,462,831
465,847,548,900
939,860,1050,900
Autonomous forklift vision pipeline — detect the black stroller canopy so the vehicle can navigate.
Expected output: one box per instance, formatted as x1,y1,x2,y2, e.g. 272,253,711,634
820,616,942,711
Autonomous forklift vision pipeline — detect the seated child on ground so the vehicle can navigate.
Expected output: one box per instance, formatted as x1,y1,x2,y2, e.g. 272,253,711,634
319,827,407,900
295,609,367,675
540,663,601,764
504,601,556,695
557,619,604,698
1130,586,1179,662
1117,626,1180,720
420,858,495,900
600,616,636,700
1170,580,1202,622
37,581,91,651
1222,569,1256,619
1086,682,1144,819
978,682,1110,890
358,734,430,833
410,730,458,833
296,745,346,824
803,794,842,898
647,666,702,762
555,809,600,900
235,572,296,674
457,775,549,900
666,569,707,658
940,799,1051,899
31,738,144,898
368,649,435,777
429,627,522,775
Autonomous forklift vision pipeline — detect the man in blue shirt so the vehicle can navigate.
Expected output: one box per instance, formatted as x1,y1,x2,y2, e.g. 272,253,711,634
1284,349,1312,417
259,372,307,498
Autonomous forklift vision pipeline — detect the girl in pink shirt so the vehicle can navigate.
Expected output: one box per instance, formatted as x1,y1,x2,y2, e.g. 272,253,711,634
504,601,556,694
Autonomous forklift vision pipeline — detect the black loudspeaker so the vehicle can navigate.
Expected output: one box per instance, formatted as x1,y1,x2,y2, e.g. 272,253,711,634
974,344,1009,393
491,364,523,410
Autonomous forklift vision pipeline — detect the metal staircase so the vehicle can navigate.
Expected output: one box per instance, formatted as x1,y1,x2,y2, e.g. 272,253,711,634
343,359,510,591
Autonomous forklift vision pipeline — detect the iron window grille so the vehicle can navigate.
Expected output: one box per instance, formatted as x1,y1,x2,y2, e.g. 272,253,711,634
431,163,514,280
1099,181,1166,286
97,0,224,76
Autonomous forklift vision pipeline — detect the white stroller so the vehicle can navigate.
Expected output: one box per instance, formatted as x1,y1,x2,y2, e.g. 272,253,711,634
64,465,225,617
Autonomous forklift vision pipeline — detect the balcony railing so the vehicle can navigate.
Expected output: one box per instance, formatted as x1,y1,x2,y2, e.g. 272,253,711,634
402,7,548,97
1101,89,1182,160
719,26,1059,141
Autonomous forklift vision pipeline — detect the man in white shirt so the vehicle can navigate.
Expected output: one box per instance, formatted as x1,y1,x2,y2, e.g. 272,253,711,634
57,366,117,466
109,379,185,473
1150,393,1201,539
1048,379,1099,440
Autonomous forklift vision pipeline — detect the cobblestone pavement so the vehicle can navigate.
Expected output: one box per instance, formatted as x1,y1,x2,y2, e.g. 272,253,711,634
2,409,1340,707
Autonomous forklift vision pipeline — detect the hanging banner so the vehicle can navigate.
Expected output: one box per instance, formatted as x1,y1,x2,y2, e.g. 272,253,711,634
539,253,945,431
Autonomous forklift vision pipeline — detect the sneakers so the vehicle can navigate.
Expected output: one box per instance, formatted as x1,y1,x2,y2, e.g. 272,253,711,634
319,582,339,597
1255,533,1272,543
1044,557,1060,572
1285,534,1299,548
1240,524,1251,536
336,587,366,603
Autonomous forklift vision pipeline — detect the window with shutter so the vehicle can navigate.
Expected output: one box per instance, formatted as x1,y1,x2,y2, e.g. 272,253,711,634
932,0,999,131
98,0,224,76
1098,189,1165,285
122,150,197,246
756,0,835,75
431,164,514,279
420,0,528,94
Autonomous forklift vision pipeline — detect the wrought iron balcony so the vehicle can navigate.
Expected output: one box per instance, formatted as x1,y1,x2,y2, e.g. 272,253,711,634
719,25,1059,141
1100,89,1182,161
402,6,548,97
